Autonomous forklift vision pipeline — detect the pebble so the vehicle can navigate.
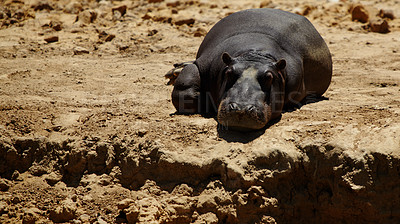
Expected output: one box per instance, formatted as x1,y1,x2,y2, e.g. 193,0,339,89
369,19,390,33
44,36,59,43
49,199,77,223
351,4,369,23
73,47,89,55
105,34,115,42
174,18,195,26
167,1,180,7
44,172,62,186
125,204,139,223
112,5,127,17
96,215,108,224
31,0,54,11
28,164,48,176
77,10,97,24
23,207,42,224
194,28,207,37
79,214,90,222
0,201,8,214
260,0,272,8
142,13,153,20
117,198,135,210
11,170,21,181
64,1,83,14
0,179,11,191
378,9,395,20
50,21,62,31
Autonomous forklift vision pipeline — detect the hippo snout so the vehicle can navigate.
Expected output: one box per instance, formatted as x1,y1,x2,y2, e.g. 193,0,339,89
217,101,270,131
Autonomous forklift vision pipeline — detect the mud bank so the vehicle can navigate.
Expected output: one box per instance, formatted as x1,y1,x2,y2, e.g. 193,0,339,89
1,131,400,223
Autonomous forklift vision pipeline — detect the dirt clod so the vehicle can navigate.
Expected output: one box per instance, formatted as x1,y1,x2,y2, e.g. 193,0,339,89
73,46,89,55
112,5,127,17
49,199,77,223
351,4,369,23
76,10,97,24
0,179,11,191
368,19,390,33
44,35,58,43
378,9,395,20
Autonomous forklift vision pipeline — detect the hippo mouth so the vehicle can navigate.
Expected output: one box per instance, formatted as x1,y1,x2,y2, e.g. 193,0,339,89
217,101,271,131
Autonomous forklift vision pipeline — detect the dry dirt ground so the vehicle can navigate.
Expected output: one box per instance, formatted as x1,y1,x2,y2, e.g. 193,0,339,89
0,0,400,223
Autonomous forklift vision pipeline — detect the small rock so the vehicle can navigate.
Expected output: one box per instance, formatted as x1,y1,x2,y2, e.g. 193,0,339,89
23,208,41,224
293,6,312,16
0,179,11,191
117,43,129,51
64,1,83,14
378,9,395,20
82,195,94,202
351,4,369,23
117,198,135,210
260,215,276,224
125,204,139,223
31,0,54,11
137,129,148,137
369,19,390,33
193,212,218,224
29,164,48,176
167,1,180,7
260,0,272,8
13,9,25,20
79,214,90,222
99,174,112,186
194,28,207,37
44,36,59,43
11,196,21,204
97,215,107,224
49,199,77,223
105,34,115,42
174,18,195,26
113,11,122,20
172,184,193,196
73,47,89,55
148,29,158,36
44,172,62,186
11,170,21,181
77,10,97,24
142,13,153,20
44,36,58,43
112,5,127,17
50,21,62,31
0,201,8,214
197,193,217,211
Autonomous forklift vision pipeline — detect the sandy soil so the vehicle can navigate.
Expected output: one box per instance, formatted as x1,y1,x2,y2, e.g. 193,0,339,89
0,0,399,223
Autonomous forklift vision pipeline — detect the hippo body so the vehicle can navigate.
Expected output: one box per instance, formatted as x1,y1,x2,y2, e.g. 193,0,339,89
170,8,332,131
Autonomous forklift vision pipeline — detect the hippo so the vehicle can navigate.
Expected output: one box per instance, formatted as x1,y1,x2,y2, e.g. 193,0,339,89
166,8,332,131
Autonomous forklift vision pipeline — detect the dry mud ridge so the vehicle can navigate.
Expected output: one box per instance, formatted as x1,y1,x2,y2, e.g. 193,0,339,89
0,0,400,223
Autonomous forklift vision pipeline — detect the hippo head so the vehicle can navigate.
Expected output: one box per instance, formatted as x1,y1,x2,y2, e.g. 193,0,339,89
217,51,286,131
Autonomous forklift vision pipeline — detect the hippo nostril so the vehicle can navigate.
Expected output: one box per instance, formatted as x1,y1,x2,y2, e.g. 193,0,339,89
228,103,240,111
245,105,257,113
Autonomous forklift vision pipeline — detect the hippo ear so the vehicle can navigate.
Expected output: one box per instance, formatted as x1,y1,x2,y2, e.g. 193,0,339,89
222,52,233,65
275,59,286,71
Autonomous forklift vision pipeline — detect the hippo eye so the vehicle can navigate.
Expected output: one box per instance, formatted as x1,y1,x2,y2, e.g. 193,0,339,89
224,68,239,90
225,68,239,80
258,72,273,90
225,68,233,76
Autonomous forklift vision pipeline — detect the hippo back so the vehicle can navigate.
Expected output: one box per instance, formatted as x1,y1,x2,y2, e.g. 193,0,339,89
196,8,332,97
